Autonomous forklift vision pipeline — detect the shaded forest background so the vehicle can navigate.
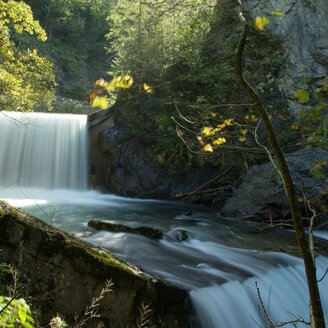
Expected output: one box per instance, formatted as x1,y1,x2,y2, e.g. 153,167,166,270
2,0,326,172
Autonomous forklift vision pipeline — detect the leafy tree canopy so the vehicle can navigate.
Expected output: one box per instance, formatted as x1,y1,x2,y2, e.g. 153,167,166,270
0,0,56,111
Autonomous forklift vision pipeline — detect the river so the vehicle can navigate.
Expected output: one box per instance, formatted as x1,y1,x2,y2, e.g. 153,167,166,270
0,111,327,327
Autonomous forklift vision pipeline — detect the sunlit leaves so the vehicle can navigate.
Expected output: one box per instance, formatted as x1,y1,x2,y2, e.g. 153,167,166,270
296,89,310,103
223,119,234,126
201,126,216,137
91,96,110,110
254,16,269,32
202,144,213,153
0,0,47,42
139,83,154,94
0,296,34,328
107,75,134,91
271,11,283,17
91,75,136,109
95,75,134,92
0,0,55,111
212,137,226,145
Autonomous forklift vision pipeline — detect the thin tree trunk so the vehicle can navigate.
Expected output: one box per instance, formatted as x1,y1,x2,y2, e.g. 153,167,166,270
235,22,325,328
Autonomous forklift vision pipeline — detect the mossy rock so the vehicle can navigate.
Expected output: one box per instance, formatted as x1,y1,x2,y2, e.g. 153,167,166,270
88,220,164,239
0,201,189,327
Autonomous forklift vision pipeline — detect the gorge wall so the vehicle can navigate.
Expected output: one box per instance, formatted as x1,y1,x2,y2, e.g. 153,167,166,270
246,0,328,111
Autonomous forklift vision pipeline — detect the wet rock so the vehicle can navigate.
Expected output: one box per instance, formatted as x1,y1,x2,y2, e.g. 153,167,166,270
222,147,328,224
88,220,164,239
174,214,201,224
89,123,238,200
0,201,189,327
174,230,189,242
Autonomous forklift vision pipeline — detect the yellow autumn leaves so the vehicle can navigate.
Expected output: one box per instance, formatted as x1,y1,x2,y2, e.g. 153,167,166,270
254,11,283,32
90,75,154,109
200,119,233,153
254,16,269,32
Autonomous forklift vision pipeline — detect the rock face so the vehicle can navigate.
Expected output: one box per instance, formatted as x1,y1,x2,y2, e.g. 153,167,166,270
0,202,189,327
222,147,328,223
247,0,328,111
90,123,230,200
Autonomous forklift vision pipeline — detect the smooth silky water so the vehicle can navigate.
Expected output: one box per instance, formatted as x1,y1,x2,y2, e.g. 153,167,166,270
0,112,327,327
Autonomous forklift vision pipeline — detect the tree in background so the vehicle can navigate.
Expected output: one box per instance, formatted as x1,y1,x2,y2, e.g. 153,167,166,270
25,0,114,100
105,0,288,172
0,0,56,111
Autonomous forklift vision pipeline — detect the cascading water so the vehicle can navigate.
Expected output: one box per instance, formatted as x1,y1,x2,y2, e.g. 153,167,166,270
0,111,327,327
0,111,87,189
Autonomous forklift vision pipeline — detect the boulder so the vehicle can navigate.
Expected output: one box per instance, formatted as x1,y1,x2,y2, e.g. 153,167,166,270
222,147,328,225
0,201,189,327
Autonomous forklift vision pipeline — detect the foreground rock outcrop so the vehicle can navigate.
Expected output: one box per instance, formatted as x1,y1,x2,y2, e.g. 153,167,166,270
0,201,189,327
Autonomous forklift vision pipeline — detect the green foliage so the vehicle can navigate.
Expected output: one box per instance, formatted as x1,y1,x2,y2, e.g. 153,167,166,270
0,296,34,328
25,0,114,100
310,160,327,179
107,0,287,168
0,0,56,111
294,78,328,150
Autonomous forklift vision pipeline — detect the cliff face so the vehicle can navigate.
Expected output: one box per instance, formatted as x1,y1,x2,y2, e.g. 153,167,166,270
247,0,328,109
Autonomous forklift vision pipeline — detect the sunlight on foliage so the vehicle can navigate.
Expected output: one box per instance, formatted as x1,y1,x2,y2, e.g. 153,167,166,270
202,144,213,153
271,11,283,17
91,96,110,110
201,127,216,137
296,89,310,103
139,83,154,94
0,296,34,328
95,75,134,92
0,0,55,111
91,75,134,109
212,137,226,145
108,75,134,91
254,16,269,32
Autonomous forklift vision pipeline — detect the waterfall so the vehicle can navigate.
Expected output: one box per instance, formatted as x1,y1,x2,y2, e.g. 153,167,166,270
1,112,327,328
190,256,328,328
0,111,88,189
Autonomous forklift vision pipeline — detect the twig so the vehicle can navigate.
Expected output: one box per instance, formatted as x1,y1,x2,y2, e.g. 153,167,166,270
179,168,231,201
174,102,195,124
317,268,328,283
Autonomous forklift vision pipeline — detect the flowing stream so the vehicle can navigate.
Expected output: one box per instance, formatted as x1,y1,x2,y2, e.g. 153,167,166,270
0,112,327,327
